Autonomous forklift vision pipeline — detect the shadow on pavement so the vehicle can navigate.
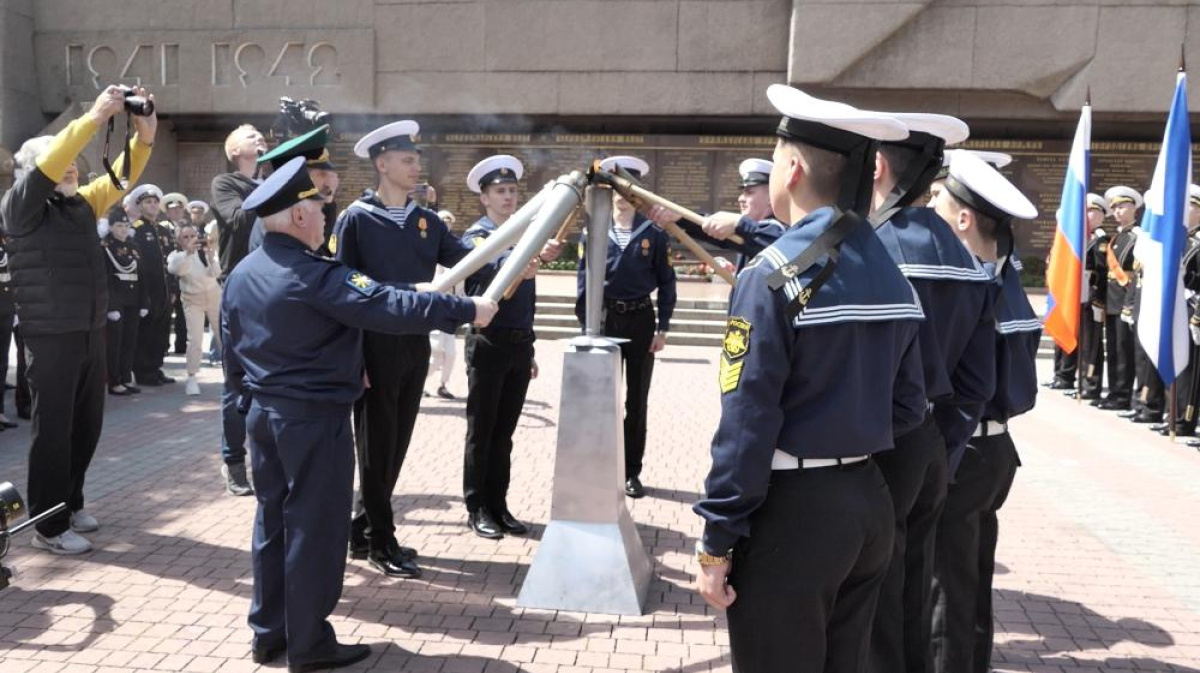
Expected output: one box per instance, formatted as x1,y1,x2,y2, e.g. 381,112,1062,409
0,586,116,652
992,589,1196,672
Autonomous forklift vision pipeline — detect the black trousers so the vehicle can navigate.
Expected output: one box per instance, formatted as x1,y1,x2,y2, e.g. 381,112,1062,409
871,415,948,673
603,305,655,479
246,396,353,666
133,304,171,380
1051,346,1076,385
1105,315,1136,404
172,294,187,354
13,326,30,415
0,302,13,413
24,327,106,537
931,430,1020,673
1173,343,1200,432
351,332,430,550
727,461,894,673
1133,340,1165,417
463,331,533,514
1080,311,1105,396
105,307,140,387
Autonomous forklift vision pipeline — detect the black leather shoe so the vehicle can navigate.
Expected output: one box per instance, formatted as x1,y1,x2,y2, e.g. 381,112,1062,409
1047,380,1075,390
1132,411,1163,424
252,640,286,664
1099,399,1131,411
468,509,504,539
1078,391,1101,400
1151,423,1170,433
625,477,645,499
1089,397,1106,407
367,548,421,578
124,385,142,394
1117,409,1139,419
288,643,371,673
1188,438,1200,448
494,510,529,536
136,374,163,387
157,372,176,384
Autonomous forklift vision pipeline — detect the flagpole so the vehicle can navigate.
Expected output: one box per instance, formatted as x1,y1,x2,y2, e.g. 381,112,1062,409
1170,382,1178,441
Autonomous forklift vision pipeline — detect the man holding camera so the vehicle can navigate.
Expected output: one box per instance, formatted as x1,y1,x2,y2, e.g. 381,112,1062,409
1,85,156,554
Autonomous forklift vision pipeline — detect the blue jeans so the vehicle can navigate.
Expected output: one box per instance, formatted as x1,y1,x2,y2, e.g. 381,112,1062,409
222,378,247,465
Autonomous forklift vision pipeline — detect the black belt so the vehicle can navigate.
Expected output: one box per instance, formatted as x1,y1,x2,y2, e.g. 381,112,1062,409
604,296,653,314
474,326,536,344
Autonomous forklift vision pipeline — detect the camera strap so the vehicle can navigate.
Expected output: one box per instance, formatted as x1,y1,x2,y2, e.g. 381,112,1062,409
101,115,134,190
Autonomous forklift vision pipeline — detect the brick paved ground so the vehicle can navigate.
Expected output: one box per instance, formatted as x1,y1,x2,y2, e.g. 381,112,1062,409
1,340,1198,673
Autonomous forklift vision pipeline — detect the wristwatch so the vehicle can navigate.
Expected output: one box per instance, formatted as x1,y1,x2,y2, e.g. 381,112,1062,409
694,540,730,566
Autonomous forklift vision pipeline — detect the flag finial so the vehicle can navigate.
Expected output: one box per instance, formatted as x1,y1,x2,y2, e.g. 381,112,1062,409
1085,85,1092,107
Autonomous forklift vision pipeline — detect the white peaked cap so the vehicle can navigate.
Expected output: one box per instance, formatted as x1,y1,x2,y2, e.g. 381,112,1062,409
946,149,1038,220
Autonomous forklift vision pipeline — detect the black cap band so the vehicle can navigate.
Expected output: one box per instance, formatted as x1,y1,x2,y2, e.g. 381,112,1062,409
369,136,420,159
944,175,1013,225
741,172,769,188
478,168,519,191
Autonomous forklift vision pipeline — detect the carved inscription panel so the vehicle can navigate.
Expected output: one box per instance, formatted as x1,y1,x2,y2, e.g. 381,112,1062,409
37,30,374,114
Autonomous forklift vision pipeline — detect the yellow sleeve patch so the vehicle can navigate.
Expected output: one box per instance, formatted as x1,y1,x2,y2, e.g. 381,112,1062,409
328,233,338,254
719,354,743,394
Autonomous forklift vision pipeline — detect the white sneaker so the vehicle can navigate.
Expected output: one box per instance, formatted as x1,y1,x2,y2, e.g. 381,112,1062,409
70,509,100,532
185,376,200,396
32,530,93,555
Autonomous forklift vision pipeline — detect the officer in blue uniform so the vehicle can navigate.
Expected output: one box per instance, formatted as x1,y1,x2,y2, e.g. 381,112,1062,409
248,124,340,254
867,112,999,673
576,155,677,499
922,152,1040,673
460,155,563,539
673,158,786,270
332,120,475,577
1095,186,1142,411
223,157,496,672
693,85,926,673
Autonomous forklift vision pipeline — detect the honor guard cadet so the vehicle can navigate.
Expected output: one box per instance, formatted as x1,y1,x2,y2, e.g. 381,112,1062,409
673,158,786,269
868,112,997,673
925,149,1039,673
333,120,475,578
1062,194,1111,399
1094,186,1142,410
129,184,178,387
928,150,1013,204
249,124,340,253
1124,225,1167,425
1163,184,1200,439
460,155,563,539
102,217,149,396
693,85,927,673
576,155,678,499
222,157,496,672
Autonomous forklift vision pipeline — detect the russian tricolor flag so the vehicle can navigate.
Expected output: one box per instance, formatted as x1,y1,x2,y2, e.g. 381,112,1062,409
1135,71,1192,386
1044,103,1091,353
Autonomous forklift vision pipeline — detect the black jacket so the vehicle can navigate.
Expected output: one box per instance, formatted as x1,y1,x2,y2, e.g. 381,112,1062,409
211,172,258,279
103,234,149,311
132,217,174,311
0,171,108,336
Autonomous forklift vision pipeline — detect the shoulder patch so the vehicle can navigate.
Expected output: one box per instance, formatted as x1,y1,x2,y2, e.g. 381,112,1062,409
723,317,751,360
346,270,378,294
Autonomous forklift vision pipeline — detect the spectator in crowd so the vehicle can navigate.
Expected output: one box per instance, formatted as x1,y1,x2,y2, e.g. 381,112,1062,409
0,232,17,429
0,85,156,554
103,218,148,395
167,223,222,395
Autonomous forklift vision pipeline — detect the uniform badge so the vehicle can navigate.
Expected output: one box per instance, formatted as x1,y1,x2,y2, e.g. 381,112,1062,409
346,271,378,295
328,233,338,254
641,238,651,256
418,217,428,239
780,263,800,279
719,317,752,394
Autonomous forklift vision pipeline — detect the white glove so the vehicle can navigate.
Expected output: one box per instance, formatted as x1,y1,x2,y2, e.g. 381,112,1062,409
1121,312,1134,325
139,308,149,318
106,311,120,321
1191,324,1200,346
1092,306,1104,322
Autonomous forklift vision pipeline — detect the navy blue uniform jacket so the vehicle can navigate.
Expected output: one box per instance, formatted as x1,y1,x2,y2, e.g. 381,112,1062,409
694,207,927,555
332,191,473,284
576,213,678,331
221,233,477,407
462,216,536,331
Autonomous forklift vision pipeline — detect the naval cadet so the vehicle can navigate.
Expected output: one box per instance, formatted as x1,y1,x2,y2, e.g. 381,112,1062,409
129,184,177,387
1162,185,1200,439
928,149,1041,673
248,124,340,254
333,120,476,578
576,155,678,499
1124,233,1166,425
1094,186,1142,411
868,112,998,673
460,155,563,539
103,217,149,396
673,158,786,270
223,156,497,672
1065,194,1111,400
693,85,927,673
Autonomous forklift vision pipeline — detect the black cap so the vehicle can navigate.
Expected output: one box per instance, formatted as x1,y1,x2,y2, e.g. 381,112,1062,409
243,157,325,218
